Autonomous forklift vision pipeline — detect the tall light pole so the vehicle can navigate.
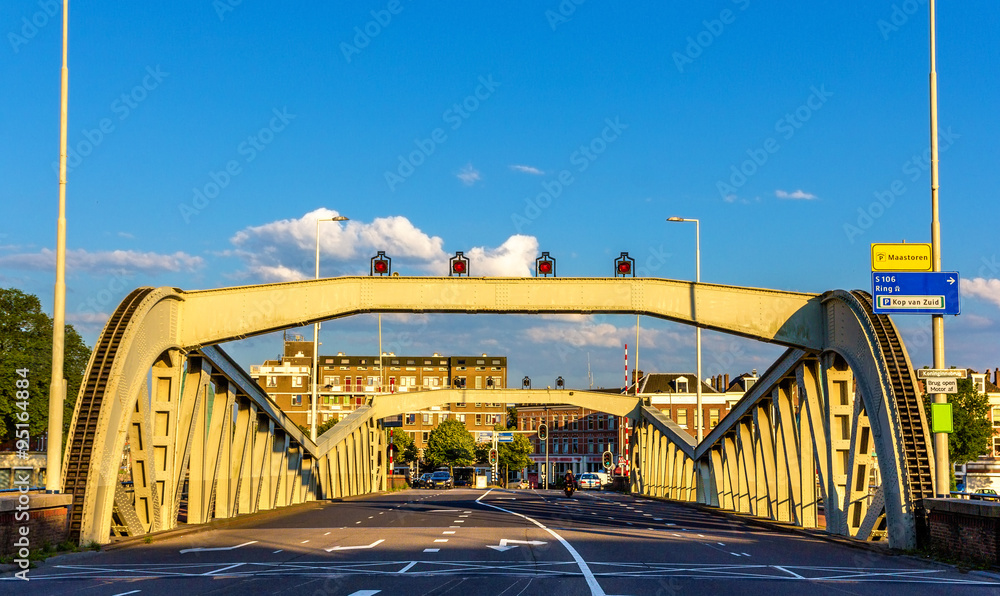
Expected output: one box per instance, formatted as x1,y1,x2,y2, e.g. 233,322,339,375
312,215,348,442
667,217,703,443
928,0,949,498
47,0,70,494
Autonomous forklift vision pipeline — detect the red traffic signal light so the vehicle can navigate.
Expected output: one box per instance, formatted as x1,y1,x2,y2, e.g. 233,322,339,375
614,252,635,277
535,252,556,277
370,251,392,276
488,448,498,466
537,423,548,441
449,251,469,277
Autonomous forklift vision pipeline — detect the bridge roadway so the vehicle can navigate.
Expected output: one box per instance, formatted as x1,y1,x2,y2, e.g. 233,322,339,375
5,490,996,594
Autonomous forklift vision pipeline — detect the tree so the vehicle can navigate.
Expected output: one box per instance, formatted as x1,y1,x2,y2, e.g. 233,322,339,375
498,433,533,484
424,418,475,471
389,428,418,465
0,288,91,442
923,377,992,467
297,416,339,438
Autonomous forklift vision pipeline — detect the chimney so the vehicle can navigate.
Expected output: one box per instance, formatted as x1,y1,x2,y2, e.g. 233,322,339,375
724,373,730,390
994,368,999,386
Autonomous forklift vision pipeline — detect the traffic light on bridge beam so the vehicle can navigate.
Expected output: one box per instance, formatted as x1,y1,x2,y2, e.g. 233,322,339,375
614,252,635,277
449,251,469,277
535,252,556,277
370,251,391,276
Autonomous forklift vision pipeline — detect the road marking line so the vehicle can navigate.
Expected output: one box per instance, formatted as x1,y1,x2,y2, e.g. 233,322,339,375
398,562,417,574
324,539,386,552
112,591,141,596
301,540,310,543
453,520,465,523
449,525,460,528
717,542,725,546
477,489,606,596
179,541,257,554
324,532,331,535
347,591,381,596
443,531,455,535
773,565,804,579
434,539,448,543
272,550,283,553
423,548,440,553
202,563,244,576
742,552,751,557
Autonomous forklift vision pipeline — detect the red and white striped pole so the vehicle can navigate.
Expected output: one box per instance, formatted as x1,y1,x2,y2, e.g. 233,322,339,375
623,344,629,476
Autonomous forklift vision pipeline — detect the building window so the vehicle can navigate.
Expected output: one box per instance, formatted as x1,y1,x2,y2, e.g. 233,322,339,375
676,377,688,393
677,409,688,427
422,432,429,443
992,407,1000,427
709,409,720,428
266,376,276,387
994,437,1000,457
476,414,483,426
291,395,302,406
292,376,303,387
475,376,483,389
457,414,466,423
572,438,578,453
422,413,431,425
588,438,595,453
406,413,415,425
608,416,615,430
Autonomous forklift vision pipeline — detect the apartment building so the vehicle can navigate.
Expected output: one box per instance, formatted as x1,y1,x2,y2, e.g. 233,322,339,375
250,337,508,450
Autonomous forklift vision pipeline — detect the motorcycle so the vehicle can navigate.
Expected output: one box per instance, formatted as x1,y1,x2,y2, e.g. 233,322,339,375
564,479,575,498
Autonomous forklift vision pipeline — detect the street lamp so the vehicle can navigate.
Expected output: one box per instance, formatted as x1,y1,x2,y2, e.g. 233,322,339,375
312,215,348,442
667,216,703,443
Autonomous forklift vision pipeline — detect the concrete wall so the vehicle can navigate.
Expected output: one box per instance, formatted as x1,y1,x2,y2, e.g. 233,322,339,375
925,498,1000,566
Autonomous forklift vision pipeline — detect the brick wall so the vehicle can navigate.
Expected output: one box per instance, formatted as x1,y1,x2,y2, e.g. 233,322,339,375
0,493,73,556
925,498,1000,566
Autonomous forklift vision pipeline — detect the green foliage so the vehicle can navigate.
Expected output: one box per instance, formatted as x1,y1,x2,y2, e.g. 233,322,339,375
0,288,91,441
425,418,475,470
389,428,418,464
498,433,533,473
297,416,339,438
923,377,992,466
506,405,518,429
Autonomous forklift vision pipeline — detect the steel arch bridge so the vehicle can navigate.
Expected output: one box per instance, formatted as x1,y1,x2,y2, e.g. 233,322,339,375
62,276,933,549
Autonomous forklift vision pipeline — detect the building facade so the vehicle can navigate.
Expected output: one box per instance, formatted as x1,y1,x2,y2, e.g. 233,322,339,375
250,338,508,451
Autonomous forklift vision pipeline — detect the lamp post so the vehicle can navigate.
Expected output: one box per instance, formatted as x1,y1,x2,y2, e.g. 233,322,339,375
667,217,703,443
312,215,348,442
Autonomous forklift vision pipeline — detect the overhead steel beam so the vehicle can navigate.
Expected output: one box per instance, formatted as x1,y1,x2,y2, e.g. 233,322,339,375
369,388,641,420
168,277,823,351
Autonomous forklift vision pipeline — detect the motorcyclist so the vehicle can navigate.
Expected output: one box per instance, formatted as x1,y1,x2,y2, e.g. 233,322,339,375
564,469,576,494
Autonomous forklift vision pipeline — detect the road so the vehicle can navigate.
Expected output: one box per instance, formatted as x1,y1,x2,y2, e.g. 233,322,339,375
4,488,998,595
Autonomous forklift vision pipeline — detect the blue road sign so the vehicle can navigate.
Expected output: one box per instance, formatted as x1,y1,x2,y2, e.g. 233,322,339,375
497,432,514,443
872,272,960,315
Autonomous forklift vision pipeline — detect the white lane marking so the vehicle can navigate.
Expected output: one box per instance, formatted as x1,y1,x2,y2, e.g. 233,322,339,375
112,591,141,596
717,542,725,546
453,520,465,523
434,539,449,543
301,540,310,544
355,521,362,524
324,539,386,552
672,534,682,537
654,518,663,521
179,540,257,554
272,550,283,553
477,489,606,596
443,531,455,535
459,515,470,518
398,561,417,573
742,552,751,557
449,525,460,528
486,539,548,552
202,563,244,576
347,591,381,596
324,532,331,536
428,509,463,512
773,565,804,579
423,548,440,553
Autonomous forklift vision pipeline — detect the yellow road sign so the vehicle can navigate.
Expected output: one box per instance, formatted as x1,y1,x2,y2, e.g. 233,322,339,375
871,243,932,272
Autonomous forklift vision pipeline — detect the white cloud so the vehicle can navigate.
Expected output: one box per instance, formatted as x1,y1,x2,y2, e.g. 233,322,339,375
510,164,544,175
227,210,539,282
0,248,203,273
456,164,481,186
962,277,1000,309
462,235,538,277
775,189,818,200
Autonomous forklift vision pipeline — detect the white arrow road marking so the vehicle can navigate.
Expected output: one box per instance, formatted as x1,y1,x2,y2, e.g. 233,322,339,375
486,538,548,552
324,539,385,552
179,541,257,554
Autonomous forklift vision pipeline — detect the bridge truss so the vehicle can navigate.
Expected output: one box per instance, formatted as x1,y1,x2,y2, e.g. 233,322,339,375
61,278,933,549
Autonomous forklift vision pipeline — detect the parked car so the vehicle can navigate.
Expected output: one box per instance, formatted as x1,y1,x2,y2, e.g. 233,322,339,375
971,488,999,500
577,473,602,490
428,471,453,489
414,473,432,488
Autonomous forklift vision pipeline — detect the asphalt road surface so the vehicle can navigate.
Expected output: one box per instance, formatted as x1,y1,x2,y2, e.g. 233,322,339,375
4,488,998,595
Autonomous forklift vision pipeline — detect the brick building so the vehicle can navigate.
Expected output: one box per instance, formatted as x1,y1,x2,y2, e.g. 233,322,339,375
517,404,621,482
638,371,758,439
251,337,508,451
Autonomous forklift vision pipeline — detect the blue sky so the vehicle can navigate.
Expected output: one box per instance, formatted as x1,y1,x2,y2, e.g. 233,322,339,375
3,1,999,388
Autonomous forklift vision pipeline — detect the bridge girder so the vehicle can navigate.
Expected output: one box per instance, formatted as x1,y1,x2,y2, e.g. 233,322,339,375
370,388,641,420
